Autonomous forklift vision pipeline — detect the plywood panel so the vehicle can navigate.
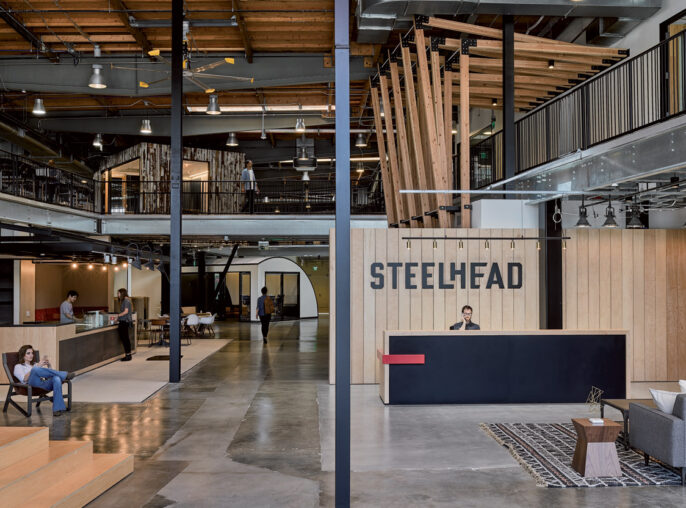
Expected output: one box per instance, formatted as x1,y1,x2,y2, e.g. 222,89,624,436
513,231,526,330
564,229,578,329
421,229,435,330
374,228,387,384
576,229,589,329
433,228,446,329
479,230,493,330
501,229,515,330
363,228,376,383
666,230,679,380
398,229,411,330
643,230,656,380
386,229,400,332
598,230,612,330
410,230,423,330
678,231,686,378
587,229,600,329
632,231,645,381
525,230,540,330
610,229,623,330
444,229,457,329
350,229,365,384
621,230,634,380
654,229,667,380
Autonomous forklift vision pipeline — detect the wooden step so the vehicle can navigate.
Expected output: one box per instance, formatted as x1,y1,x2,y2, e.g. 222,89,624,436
0,440,92,505
24,453,134,508
0,427,48,471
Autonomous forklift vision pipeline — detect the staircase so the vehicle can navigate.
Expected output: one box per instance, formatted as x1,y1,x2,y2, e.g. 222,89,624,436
0,426,133,508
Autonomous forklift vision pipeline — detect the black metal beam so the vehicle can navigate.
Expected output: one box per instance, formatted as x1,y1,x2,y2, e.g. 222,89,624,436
540,200,563,329
502,15,516,190
169,0,183,383
0,5,59,62
211,244,239,303
334,0,351,505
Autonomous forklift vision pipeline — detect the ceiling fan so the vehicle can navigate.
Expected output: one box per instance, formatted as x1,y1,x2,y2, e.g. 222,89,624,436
111,20,254,93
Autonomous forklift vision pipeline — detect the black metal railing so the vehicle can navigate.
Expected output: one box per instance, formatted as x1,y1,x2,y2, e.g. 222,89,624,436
0,150,98,212
469,29,686,189
103,178,385,215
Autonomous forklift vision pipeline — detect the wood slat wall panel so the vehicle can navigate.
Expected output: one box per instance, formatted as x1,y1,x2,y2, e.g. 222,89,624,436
331,228,540,384
563,229,686,383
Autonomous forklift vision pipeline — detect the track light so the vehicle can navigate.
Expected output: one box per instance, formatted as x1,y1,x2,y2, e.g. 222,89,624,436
88,64,107,89
548,60,555,69
226,132,238,147
355,133,367,147
144,258,155,270
406,240,411,249
459,240,463,249
101,265,107,271
206,94,221,115
433,240,438,249
576,196,591,228
87,264,94,270
603,198,618,228
485,240,490,249
510,240,515,250
71,262,77,269
295,117,306,132
140,119,152,134
92,133,103,149
32,98,46,115
131,254,142,270
536,241,541,251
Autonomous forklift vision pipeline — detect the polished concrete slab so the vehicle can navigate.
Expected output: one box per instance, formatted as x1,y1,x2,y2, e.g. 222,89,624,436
2,317,686,507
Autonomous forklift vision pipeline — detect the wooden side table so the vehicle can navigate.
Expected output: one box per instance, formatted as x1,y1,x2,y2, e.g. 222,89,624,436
571,418,622,477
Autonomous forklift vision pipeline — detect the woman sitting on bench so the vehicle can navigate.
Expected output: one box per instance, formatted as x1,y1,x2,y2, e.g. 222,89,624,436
13,344,74,417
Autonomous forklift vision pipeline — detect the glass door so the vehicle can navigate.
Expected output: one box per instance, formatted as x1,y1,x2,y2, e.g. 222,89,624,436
239,272,251,322
265,272,300,321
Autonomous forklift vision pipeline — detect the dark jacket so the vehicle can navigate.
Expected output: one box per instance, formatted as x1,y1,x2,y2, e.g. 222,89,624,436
450,321,480,330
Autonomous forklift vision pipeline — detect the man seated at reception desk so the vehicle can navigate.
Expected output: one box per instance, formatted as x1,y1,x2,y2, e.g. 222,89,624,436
449,305,480,330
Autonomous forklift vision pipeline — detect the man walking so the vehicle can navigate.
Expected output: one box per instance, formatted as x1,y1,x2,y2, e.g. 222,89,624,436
240,160,259,213
256,286,274,344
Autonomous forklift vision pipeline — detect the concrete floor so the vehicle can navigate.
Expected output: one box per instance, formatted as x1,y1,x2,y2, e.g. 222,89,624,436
2,317,686,507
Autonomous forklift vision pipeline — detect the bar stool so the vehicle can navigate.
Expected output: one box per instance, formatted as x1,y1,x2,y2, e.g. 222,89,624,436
150,318,169,347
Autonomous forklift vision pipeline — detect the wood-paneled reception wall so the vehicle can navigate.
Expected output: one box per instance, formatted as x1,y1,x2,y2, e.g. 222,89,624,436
563,229,686,383
330,228,540,384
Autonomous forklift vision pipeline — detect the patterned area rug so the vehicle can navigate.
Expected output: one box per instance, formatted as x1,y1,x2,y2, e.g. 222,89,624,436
481,422,682,488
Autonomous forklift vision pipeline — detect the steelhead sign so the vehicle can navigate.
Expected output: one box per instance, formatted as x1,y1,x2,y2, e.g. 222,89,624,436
369,262,523,290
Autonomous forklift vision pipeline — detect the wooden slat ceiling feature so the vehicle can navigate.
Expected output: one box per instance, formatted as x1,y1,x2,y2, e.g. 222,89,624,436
0,0,334,54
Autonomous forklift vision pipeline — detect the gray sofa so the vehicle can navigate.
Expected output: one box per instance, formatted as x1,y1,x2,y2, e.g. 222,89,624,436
630,393,686,484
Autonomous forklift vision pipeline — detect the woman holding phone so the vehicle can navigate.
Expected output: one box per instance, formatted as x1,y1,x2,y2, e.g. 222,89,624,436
13,344,74,417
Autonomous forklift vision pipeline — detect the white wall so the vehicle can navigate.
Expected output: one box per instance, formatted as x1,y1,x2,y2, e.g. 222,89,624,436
614,0,685,54
471,199,540,228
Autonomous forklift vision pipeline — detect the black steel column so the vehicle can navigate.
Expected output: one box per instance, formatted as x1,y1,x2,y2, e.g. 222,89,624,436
197,251,207,313
540,200,563,329
334,0,350,505
169,0,183,383
502,15,516,189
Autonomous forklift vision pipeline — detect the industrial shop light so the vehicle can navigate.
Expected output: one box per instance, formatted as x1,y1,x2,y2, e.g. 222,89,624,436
491,98,497,107
32,98,46,115
627,203,645,229
576,197,591,228
548,60,555,70
140,119,152,134
295,117,306,133
226,132,238,147
301,171,310,181
355,133,367,148
92,133,103,149
355,162,365,174
206,94,221,115
603,198,619,228
88,64,107,89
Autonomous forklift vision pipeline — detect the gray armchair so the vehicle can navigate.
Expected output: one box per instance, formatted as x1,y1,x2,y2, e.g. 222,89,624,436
630,394,686,484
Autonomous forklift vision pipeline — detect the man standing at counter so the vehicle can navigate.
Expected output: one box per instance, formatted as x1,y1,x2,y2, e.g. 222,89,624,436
450,305,480,330
60,290,80,323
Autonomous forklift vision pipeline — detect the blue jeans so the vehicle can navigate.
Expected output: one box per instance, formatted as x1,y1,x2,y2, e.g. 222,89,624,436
27,367,67,412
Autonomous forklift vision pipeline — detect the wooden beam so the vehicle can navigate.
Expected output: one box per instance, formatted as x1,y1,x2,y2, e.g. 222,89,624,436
232,0,254,63
370,85,399,225
423,16,626,53
431,43,451,228
444,69,454,203
453,72,572,87
389,60,419,222
460,51,470,228
474,39,624,58
401,42,433,221
109,0,156,60
379,74,407,224
414,28,443,224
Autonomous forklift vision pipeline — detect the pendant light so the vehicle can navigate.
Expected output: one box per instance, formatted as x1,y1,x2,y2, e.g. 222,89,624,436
88,64,107,89
226,132,238,147
301,171,310,181
576,196,591,228
355,133,367,147
206,94,221,115
92,133,103,149
295,117,306,133
603,197,618,228
140,119,152,134
627,201,644,229
32,98,46,115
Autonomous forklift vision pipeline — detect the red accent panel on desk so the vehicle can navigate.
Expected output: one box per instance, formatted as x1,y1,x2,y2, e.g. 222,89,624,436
382,354,425,365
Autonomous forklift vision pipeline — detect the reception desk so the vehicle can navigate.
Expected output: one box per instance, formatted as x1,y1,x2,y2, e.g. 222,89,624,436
0,318,137,384
378,330,628,405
